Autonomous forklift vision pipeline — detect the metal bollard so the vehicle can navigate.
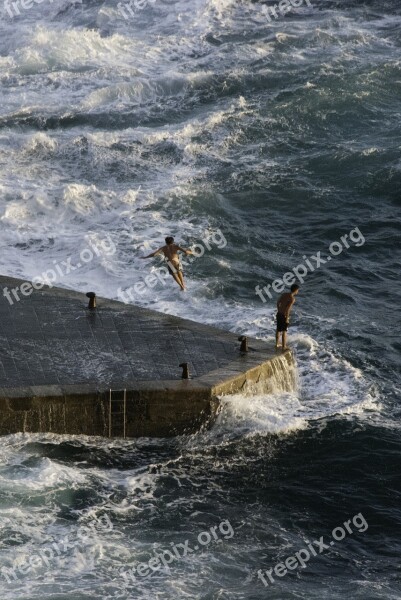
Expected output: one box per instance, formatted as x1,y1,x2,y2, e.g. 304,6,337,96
238,335,248,353
179,362,190,379
86,292,96,310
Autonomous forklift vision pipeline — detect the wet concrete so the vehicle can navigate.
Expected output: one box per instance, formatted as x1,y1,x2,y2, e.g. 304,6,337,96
0,275,296,437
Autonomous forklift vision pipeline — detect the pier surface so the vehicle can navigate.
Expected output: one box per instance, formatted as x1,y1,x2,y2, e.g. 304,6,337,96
0,275,296,437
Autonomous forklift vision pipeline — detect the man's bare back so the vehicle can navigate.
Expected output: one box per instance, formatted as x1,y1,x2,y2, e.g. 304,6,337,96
159,244,182,267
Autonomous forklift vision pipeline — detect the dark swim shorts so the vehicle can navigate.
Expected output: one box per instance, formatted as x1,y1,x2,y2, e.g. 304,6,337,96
276,312,288,332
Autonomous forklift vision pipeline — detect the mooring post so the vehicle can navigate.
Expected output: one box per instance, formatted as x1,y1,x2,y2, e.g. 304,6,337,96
86,292,96,310
179,362,190,379
238,335,248,353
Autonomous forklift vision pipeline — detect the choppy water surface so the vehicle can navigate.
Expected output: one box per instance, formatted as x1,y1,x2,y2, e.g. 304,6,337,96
0,0,400,598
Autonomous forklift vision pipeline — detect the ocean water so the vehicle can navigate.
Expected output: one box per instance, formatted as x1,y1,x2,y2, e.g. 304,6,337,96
0,0,400,598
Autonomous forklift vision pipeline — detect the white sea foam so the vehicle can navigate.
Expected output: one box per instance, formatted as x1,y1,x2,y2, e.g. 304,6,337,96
190,330,379,447
0,456,87,492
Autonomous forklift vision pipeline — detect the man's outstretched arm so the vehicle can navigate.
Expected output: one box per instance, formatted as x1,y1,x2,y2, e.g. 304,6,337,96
140,247,163,259
177,246,194,255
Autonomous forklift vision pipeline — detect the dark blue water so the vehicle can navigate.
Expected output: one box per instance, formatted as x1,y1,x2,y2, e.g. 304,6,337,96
0,0,400,597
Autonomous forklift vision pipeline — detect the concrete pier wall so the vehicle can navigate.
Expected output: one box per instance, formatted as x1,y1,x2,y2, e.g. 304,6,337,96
0,350,296,438
0,386,218,437
0,275,297,438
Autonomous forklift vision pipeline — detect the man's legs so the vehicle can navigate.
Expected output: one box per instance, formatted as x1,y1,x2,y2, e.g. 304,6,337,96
276,330,289,350
170,271,185,290
177,271,186,290
167,261,185,291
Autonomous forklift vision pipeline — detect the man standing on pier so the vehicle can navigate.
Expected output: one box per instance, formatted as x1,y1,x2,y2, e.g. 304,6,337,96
140,236,194,291
276,284,300,350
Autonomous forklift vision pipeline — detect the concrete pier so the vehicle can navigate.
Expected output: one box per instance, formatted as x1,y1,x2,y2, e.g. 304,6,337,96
0,275,297,438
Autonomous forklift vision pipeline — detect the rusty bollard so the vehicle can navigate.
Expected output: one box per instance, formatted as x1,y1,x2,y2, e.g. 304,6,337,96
179,362,190,379
238,335,248,353
86,292,96,310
